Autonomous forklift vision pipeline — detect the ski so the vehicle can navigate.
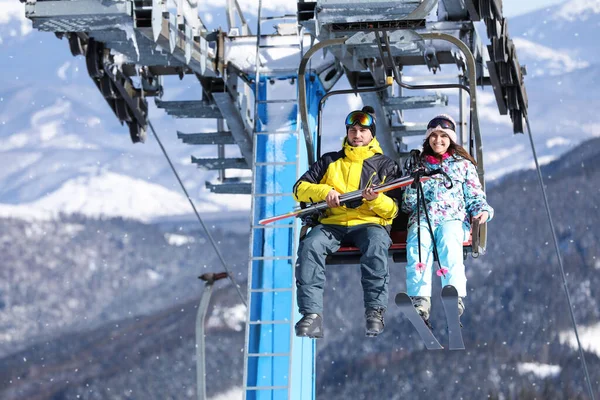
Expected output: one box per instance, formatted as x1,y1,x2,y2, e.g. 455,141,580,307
394,292,443,350
259,175,428,225
441,285,465,350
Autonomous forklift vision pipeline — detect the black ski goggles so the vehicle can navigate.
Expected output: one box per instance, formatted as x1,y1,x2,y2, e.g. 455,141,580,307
427,117,456,132
345,111,374,128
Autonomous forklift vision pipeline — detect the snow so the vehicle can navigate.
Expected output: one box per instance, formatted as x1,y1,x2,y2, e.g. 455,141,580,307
0,203,53,221
181,0,202,31
0,99,96,151
30,99,71,138
527,155,557,169
512,38,589,77
146,269,163,281
206,303,246,332
582,123,600,137
28,171,193,220
546,136,571,148
4,171,194,222
517,362,561,378
0,168,250,223
559,322,600,357
486,148,559,182
165,233,196,246
61,223,85,236
111,50,128,68
225,35,329,74
201,191,251,212
486,144,526,164
554,0,600,21
199,0,296,15
116,23,140,61
209,387,243,400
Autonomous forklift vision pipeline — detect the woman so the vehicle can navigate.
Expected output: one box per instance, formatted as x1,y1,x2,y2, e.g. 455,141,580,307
402,114,493,323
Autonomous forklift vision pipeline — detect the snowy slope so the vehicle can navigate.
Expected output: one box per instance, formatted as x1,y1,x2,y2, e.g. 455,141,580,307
511,37,589,77
12,172,194,221
509,0,600,64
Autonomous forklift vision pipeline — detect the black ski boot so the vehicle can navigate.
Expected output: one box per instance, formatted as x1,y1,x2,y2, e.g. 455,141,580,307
295,313,324,338
365,307,385,337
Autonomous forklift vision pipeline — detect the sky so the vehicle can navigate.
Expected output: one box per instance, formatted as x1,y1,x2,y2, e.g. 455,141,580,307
213,0,568,18
502,0,566,16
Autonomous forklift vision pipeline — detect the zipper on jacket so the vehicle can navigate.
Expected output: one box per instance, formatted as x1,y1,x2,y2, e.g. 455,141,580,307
365,171,377,189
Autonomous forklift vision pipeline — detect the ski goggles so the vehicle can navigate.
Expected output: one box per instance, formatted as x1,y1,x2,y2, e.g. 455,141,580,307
427,117,456,132
345,111,374,128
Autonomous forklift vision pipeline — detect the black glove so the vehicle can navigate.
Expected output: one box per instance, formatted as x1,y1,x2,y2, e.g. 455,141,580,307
342,198,363,209
410,170,423,189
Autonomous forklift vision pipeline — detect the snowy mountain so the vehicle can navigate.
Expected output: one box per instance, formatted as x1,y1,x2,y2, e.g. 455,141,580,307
5,172,195,221
1,135,600,399
510,0,600,64
0,0,599,220
0,1,251,220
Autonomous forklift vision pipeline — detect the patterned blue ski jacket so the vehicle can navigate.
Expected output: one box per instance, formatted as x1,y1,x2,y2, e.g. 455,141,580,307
402,155,494,230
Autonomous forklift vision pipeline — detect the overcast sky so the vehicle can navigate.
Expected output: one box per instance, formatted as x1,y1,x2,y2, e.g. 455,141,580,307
502,0,566,16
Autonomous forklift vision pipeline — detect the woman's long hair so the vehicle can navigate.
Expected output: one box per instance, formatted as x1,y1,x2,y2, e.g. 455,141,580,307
422,138,477,166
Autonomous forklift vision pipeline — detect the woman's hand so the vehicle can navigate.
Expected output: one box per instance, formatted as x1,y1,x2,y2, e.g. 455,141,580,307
362,187,379,201
326,189,341,208
472,211,489,224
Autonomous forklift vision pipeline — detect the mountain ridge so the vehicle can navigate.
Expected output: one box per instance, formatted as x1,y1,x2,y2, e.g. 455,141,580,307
0,134,599,399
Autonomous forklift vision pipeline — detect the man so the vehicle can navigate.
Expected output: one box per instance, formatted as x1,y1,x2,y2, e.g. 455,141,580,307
292,106,401,338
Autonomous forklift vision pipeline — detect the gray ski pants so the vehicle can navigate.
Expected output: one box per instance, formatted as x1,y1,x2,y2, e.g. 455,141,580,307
295,223,392,315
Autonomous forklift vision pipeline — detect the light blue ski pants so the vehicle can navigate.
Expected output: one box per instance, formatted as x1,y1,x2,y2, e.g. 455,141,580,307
406,220,469,297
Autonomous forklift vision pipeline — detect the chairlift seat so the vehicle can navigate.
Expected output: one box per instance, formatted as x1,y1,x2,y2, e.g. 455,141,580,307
324,212,474,265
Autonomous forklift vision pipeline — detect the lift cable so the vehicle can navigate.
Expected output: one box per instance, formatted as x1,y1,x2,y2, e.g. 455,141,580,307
523,114,595,400
147,119,248,308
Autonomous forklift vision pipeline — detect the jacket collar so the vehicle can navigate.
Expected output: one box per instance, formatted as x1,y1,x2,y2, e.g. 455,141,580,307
343,137,383,161
424,152,451,164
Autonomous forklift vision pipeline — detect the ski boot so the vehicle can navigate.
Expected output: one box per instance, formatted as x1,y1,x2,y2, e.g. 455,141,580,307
295,313,324,338
411,296,432,328
365,307,385,337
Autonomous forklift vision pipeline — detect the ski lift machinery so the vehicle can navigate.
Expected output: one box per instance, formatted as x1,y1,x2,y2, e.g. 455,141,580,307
296,0,528,264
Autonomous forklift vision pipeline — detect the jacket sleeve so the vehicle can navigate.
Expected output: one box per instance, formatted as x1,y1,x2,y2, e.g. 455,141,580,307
463,162,494,221
383,158,403,182
401,186,417,214
293,157,333,203
365,193,398,219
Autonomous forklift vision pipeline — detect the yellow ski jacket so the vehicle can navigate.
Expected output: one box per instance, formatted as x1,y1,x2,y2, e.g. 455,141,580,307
293,137,400,227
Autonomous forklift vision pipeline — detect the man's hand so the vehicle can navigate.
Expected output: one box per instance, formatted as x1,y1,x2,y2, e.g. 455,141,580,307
472,211,489,224
326,189,341,208
362,187,379,201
